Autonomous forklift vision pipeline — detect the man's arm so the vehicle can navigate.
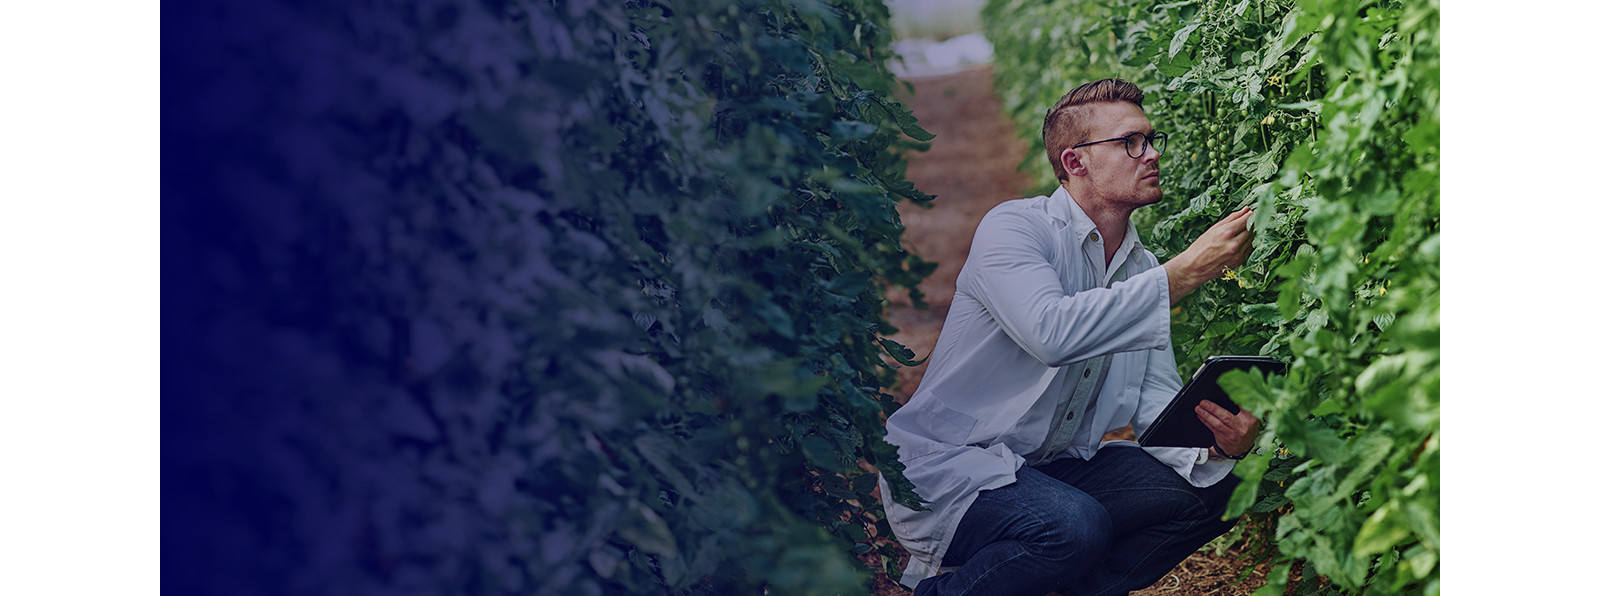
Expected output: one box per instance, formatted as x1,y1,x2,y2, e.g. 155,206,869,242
963,208,1172,367
1163,207,1255,305
1168,207,1262,457
1139,208,1262,464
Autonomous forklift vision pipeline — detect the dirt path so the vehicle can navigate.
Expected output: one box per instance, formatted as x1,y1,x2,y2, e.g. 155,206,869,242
883,65,1037,401
871,65,1270,596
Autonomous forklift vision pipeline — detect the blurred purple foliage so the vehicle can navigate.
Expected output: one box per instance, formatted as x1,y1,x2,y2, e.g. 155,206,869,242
165,0,931,594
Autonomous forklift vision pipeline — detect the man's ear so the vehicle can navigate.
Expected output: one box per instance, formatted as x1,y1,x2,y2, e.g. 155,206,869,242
1061,148,1088,178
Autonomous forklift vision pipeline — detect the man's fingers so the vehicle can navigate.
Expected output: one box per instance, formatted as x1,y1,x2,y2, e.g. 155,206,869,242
1198,400,1249,433
1219,212,1247,230
1198,409,1245,451
1237,409,1260,425
1197,410,1226,436
1220,211,1255,239
1208,209,1251,234
1195,401,1237,433
1199,401,1263,457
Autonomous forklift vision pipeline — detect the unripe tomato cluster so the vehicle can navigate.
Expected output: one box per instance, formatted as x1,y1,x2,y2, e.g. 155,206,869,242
1202,121,1226,180
1158,96,1228,184
1157,95,1318,186
1262,111,1318,143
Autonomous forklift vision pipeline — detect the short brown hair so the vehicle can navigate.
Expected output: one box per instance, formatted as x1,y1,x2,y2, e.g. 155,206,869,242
1042,78,1145,182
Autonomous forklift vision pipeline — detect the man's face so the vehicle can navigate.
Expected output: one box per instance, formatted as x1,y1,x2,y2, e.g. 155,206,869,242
1073,102,1162,208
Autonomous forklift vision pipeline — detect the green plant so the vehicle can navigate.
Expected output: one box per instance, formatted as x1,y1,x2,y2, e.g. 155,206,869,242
170,0,934,594
983,1,1438,593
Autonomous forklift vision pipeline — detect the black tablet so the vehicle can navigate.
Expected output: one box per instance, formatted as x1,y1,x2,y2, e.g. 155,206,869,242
1138,355,1286,449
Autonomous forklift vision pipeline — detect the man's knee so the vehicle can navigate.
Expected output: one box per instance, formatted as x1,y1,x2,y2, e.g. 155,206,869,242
1186,474,1243,535
1200,473,1242,517
1025,492,1114,562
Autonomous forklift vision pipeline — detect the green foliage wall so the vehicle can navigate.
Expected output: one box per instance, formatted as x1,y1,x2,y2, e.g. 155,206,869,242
982,0,1439,593
169,0,932,594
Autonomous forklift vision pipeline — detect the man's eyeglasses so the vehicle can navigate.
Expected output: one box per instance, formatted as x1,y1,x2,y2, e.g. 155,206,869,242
1072,132,1168,159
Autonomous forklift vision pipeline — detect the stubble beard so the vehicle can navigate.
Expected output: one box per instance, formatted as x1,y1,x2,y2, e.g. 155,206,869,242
1121,181,1162,211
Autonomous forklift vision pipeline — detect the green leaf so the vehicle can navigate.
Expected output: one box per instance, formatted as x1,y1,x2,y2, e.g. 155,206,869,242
883,99,936,141
877,336,927,366
1355,354,1409,396
1251,564,1290,596
851,472,879,495
1275,281,1303,322
635,434,702,501
1224,453,1271,518
1241,303,1286,326
1229,143,1283,181
1157,51,1195,77
830,120,878,141
1352,501,1410,557
1404,543,1439,580
1169,23,1202,58
1216,368,1272,411
1300,424,1348,465
1250,491,1290,513
617,501,680,558
901,121,936,142
801,435,848,472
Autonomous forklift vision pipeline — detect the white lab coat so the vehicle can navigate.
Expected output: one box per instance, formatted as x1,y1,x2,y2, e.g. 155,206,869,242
879,186,1235,588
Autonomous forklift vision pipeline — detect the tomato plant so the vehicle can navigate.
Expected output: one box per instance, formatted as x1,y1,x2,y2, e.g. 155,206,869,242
984,0,1439,593
167,0,933,594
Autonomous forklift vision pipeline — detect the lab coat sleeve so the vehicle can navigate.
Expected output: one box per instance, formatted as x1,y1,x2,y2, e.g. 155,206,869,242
963,208,1172,367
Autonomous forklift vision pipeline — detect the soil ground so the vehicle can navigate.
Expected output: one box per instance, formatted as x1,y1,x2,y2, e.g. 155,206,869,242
866,65,1270,596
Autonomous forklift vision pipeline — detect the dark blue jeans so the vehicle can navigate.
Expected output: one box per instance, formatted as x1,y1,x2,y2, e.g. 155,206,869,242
912,445,1241,596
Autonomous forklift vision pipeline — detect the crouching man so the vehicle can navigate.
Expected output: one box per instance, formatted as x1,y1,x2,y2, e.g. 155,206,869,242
880,78,1261,596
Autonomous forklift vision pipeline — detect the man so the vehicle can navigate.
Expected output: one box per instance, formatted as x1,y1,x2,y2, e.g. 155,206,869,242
878,78,1260,596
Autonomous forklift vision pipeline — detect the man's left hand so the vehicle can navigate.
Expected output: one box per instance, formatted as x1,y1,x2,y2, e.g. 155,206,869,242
1196,399,1260,459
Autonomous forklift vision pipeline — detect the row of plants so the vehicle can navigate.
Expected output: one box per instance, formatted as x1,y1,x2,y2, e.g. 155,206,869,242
982,0,1439,593
168,0,932,594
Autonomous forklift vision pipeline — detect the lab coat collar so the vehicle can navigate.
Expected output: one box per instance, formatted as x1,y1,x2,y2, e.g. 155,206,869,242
1048,185,1145,254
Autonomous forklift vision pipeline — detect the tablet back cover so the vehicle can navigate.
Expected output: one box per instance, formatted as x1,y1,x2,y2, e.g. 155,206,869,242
1138,356,1286,449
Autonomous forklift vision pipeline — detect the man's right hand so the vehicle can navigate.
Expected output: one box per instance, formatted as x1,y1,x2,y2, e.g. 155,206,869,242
1162,208,1255,305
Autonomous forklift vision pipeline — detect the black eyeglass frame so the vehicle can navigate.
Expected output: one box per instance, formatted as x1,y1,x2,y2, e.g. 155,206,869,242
1072,131,1169,159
